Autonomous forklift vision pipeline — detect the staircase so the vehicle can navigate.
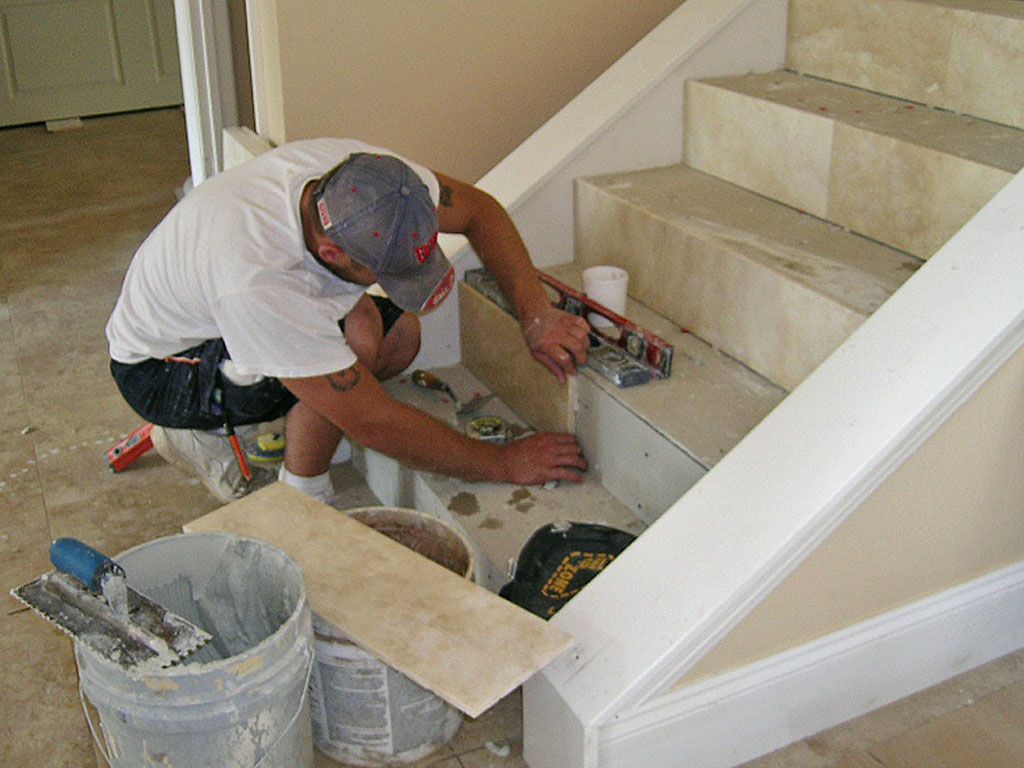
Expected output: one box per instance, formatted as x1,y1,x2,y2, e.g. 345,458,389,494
341,0,1024,765
358,0,1022,593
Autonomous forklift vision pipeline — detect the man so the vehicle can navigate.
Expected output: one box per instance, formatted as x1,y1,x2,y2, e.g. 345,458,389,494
106,139,590,504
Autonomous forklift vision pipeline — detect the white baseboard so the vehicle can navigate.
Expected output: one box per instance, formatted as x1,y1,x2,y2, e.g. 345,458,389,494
598,561,1024,768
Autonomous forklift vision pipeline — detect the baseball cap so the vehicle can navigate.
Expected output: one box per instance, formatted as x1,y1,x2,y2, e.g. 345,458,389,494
313,152,455,312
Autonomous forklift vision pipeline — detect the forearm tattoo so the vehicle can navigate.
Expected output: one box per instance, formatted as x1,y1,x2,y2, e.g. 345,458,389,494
325,366,361,392
439,183,453,208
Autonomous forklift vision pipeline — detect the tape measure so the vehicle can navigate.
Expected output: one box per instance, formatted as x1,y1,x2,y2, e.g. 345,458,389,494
466,416,510,444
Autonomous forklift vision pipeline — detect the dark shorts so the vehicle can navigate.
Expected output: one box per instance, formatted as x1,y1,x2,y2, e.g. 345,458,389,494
111,295,405,430
110,339,297,430
337,294,405,336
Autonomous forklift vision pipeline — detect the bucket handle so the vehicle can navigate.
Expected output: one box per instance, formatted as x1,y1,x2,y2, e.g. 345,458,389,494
80,650,315,768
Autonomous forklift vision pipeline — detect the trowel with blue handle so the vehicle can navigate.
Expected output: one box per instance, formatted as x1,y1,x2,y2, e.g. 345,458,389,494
11,538,212,676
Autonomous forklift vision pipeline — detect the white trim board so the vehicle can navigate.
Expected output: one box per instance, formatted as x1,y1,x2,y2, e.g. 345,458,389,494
599,561,1024,768
174,0,238,185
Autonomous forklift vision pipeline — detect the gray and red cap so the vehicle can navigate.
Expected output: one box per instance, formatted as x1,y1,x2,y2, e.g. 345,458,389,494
313,152,455,312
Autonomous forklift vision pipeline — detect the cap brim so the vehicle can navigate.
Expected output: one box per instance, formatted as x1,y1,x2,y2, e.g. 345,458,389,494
375,242,455,312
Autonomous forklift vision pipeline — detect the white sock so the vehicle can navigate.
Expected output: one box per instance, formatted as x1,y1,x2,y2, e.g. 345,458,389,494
278,466,335,503
331,438,352,465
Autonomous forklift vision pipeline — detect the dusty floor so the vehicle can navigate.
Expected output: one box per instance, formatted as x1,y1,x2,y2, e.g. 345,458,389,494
1,108,1021,768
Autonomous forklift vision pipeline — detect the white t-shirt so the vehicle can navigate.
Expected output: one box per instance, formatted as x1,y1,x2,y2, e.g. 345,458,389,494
106,139,439,379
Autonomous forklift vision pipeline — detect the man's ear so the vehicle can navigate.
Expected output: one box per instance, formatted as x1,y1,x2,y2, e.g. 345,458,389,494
317,240,346,266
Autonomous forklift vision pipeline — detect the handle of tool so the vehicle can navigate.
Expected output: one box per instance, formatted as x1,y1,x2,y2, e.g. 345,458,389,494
412,370,458,402
225,425,253,481
50,538,125,592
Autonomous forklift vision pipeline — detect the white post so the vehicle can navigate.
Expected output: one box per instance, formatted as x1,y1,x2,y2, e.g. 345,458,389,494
173,0,238,186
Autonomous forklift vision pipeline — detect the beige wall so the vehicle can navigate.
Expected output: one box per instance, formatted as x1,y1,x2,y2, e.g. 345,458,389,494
228,0,254,130
254,1,684,181
679,342,1024,686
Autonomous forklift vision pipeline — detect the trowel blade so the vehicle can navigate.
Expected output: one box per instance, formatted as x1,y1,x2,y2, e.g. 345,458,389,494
11,571,212,676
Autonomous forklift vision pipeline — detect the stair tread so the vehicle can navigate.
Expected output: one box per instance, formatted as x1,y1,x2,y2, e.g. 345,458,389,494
578,163,921,318
695,70,1024,172
545,263,787,469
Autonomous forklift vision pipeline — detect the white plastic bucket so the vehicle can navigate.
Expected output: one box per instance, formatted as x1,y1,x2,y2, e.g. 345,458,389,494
76,533,314,768
309,507,474,766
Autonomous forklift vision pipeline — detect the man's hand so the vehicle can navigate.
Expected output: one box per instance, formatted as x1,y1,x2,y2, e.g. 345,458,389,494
284,363,587,486
521,306,591,383
500,432,587,485
432,173,590,383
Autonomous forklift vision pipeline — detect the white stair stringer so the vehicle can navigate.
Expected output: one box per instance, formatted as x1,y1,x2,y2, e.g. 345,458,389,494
598,561,1024,768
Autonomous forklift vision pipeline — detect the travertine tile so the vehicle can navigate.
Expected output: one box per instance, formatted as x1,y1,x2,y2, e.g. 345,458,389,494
459,281,575,434
808,649,1024,759
740,650,1024,767
834,755,885,768
787,0,1024,129
449,688,523,755
457,739,527,768
686,70,1022,258
0,449,49,564
869,681,1024,767
186,483,575,719
686,79,833,217
0,109,187,223
828,125,1013,257
0,610,96,768
314,743,461,767
575,164,916,389
0,108,193,768
946,8,1024,129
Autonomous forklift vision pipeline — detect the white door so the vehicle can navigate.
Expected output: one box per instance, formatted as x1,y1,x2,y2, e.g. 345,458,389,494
0,0,183,128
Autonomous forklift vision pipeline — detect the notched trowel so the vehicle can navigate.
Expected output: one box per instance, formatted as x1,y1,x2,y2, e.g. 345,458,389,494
11,538,212,676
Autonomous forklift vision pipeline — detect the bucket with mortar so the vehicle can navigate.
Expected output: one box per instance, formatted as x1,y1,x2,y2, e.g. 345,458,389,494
75,532,314,768
309,506,475,766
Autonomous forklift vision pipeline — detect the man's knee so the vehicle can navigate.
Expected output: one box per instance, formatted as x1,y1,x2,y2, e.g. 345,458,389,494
380,312,420,378
343,295,419,378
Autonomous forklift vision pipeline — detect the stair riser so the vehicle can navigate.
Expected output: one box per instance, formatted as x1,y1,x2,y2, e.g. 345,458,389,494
459,277,708,521
576,181,870,390
787,0,1024,131
685,80,1015,258
829,126,1014,258
460,282,575,434
577,376,706,526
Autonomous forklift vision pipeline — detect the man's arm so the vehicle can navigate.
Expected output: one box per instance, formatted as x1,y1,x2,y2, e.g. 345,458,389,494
433,172,590,383
281,363,587,485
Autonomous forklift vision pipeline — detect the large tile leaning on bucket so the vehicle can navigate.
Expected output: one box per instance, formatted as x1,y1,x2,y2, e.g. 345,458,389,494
183,482,575,718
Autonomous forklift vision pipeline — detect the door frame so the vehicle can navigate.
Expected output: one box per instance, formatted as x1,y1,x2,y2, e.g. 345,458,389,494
173,0,237,186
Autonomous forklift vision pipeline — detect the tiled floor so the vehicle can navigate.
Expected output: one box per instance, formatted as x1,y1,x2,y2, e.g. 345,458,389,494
1,108,1021,768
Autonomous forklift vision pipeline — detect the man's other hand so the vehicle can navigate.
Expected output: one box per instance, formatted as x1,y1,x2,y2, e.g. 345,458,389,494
500,432,587,485
521,307,590,383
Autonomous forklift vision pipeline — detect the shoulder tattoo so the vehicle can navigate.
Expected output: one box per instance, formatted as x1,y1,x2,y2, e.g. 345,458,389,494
439,183,454,208
325,366,361,392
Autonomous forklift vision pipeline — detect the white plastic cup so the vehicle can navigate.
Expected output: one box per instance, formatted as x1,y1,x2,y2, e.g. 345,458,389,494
582,266,629,328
